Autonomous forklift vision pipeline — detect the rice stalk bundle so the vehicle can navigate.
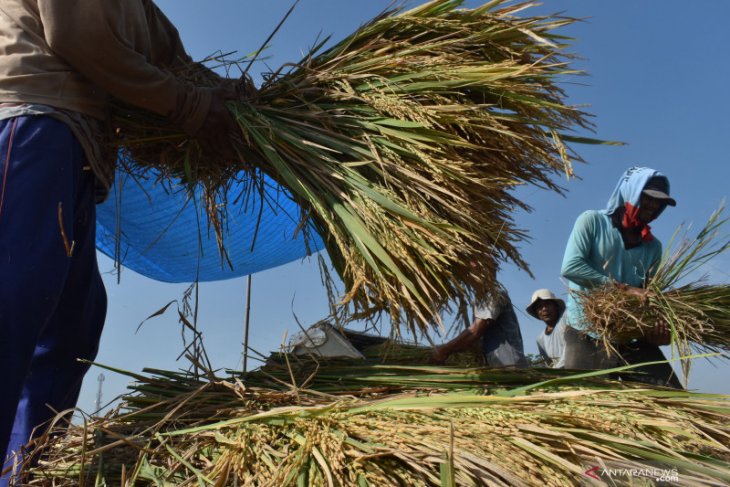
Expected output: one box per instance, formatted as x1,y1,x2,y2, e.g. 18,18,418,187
113,0,612,334
358,340,488,367
580,204,730,369
19,363,730,486
246,356,602,395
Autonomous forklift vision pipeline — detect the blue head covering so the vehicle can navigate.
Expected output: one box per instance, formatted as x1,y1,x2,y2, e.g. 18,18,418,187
602,166,672,216
601,167,674,241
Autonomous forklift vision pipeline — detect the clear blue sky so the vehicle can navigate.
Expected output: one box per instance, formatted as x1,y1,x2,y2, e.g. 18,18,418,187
79,0,730,412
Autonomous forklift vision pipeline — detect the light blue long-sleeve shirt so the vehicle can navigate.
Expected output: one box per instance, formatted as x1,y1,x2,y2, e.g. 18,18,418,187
560,210,662,332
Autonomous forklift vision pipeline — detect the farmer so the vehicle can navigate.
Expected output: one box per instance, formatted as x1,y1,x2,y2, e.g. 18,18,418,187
431,285,529,367
0,1,241,480
560,167,682,388
525,289,566,368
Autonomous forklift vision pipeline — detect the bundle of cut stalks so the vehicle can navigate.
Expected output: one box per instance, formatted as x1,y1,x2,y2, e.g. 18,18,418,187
18,360,730,486
112,0,612,334
580,204,730,372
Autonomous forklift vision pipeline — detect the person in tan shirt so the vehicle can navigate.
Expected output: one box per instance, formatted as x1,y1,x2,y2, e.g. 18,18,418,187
0,1,240,481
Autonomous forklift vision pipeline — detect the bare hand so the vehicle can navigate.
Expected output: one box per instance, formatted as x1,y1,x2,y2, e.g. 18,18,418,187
645,321,671,346
195,82,240,159
237,73,258,100
619,284,653,305
430,347,448,365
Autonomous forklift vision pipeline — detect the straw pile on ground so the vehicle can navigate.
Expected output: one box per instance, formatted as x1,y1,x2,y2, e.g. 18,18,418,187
112,0,614,334
580,204,730,375
17,354,730,486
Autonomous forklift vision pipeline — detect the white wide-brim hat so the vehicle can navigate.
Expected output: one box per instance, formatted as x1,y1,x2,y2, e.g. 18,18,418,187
526,288,566,319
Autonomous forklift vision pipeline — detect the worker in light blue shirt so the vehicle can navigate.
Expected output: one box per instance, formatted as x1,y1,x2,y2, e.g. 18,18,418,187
560,167,682,388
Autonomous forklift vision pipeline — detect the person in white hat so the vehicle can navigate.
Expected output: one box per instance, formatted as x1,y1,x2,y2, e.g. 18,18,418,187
526,289,567,368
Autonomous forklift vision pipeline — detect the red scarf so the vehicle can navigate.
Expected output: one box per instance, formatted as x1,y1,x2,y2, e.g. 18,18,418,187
622,202,653,241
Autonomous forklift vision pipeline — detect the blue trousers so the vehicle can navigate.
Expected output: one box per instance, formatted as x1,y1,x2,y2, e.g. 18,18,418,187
0,116,107,484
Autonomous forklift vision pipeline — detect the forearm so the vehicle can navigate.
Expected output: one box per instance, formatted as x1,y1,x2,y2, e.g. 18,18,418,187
561,211,611,288
436,318,492,358
561,259,611,288
437,329,479,357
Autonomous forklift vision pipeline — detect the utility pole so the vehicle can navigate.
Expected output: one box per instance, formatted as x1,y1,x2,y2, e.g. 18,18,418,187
95,373,105,412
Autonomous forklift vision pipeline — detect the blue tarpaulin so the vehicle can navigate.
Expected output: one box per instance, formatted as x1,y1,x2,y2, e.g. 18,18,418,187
95,172,324,282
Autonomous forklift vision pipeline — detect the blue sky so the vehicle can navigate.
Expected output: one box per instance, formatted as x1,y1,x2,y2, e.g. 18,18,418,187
78,0,730,412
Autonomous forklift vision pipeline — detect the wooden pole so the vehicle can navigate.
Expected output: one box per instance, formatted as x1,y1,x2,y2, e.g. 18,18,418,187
243,274,252,372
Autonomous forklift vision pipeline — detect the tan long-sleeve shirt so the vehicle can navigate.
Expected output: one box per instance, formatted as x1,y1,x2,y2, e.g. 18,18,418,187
0,0,210,134
0,1,212,196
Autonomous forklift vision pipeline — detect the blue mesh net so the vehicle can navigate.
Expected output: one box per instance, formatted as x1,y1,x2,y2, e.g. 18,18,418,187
95,171,324,282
